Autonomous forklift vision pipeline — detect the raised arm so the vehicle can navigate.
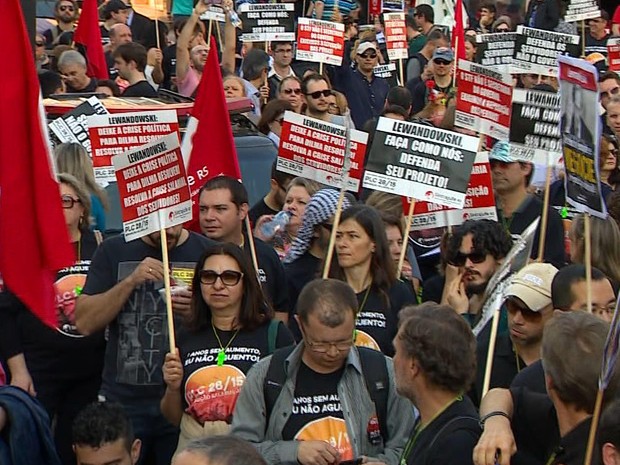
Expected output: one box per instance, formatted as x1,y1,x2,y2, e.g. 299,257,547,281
177,2,208,84
221,0,237,74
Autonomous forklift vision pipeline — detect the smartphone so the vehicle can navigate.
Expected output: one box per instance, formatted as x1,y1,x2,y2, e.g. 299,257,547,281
339,460,363,465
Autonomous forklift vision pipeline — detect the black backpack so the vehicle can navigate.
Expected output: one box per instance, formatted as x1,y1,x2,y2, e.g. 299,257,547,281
263,345,390,443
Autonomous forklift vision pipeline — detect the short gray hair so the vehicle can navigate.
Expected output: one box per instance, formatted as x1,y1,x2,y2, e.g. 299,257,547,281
58,50,86,69
176,436,267,465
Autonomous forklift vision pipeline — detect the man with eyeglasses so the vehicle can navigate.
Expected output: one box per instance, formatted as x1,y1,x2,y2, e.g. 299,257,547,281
231,278,414,465
470,263,558,405
268,41,297,99
43,0,78,48
75,224,214,465
584,10,610,57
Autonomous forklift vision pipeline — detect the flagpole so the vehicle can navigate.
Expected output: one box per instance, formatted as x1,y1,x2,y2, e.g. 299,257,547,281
244,216,261,279
398,58,404,86
581,20,586,57
585,212,593,312
482,307,501,397
584,388,604,465
159,210,177,353
215,20,223,51
322,189,346,279
397,198,415,277
155,18,161,49
537,160,553,262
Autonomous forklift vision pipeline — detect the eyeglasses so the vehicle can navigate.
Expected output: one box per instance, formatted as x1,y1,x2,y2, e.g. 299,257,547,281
601,87,620,100
199,269,243,286
448,250,487,267
306,89,332,99
434,59,451,65
282,88,301,95
304,335,354,353
59,5,75,11
506,298,542,321
61,194,81,209
359,52,377,59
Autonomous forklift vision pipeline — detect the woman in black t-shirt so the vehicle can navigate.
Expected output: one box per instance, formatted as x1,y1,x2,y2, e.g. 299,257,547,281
161,243,293,451
327,205,416,356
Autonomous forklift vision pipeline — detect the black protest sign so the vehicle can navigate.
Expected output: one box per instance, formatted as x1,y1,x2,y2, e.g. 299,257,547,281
48,96,108,155
513,26,580,76
362,118,478,208
239,4,295,42
559,56,606,218
475,32,516,70
509,88,562,165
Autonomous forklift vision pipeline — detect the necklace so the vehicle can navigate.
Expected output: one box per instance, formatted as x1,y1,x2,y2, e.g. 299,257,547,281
211,319,241,366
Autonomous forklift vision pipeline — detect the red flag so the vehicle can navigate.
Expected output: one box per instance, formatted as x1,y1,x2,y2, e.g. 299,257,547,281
73,0,108,80
0,0,75,325
452,0,466,61
181,36,241,231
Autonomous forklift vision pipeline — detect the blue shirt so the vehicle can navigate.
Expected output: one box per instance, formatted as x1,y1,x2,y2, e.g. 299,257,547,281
332,66,389,128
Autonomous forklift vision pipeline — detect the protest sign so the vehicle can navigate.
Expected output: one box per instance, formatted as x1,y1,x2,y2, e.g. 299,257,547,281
277,111,368,191
383,13,408,60
113,133,192,242
363,118,478,208
48,96,108,155
369,0,381,16
559,56,606,219
373,62,397,79
455,60,513,140
239,4,295,42
513,26,580,76
564,0,600,22
475,32,516,70
509,88,562,166
404,152,497,231
609,38,620,72
382,0,404,11
87,110,180,184
296,18,345,66
200,5,225,22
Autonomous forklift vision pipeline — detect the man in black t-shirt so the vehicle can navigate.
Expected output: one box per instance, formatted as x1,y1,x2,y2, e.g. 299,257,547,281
43,0,78,47
395,303,481,465
197,176,290,321
113,42,158,98
248,161,294,225
58,50,97,94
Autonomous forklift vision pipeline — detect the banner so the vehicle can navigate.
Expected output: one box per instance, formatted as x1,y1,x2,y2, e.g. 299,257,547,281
277,111,368,191
455,60,513,140
513,26,580,76
609,38,620,72
559,56,606,219
363,118,478,208
239,4,295,42
48,96,108,155
509,88,562,166
475,32,516,70
88,110,180,184
564,0,600,22
384,13,408,60
404,152,497,231
113,133,192,242
296,18,345,66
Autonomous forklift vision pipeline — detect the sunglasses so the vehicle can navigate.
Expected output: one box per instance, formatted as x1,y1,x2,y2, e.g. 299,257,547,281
283,88,301,95
434,59,451,65
449,250,487,267
199,269,243,286
601,87,620,99
59,5,75,11
36,41,45,47
359,52,377,59
61,195,81,209
506,298,542,321
306,89,332,99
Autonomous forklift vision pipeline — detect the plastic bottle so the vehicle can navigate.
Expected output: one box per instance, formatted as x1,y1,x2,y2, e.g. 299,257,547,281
260,211,292,238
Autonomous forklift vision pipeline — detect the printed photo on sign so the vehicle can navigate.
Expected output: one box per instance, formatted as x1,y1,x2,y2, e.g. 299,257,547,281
362,117,478,208
112,133,193,241
509,88,562,166
513,26,580,76
296,18,345,66
88,110,180,184
455,60,513,140
558,56,606,219
239,3,295,42
277,111,367,192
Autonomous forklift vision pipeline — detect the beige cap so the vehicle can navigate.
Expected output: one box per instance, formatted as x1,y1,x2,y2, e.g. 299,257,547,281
505,263,558,312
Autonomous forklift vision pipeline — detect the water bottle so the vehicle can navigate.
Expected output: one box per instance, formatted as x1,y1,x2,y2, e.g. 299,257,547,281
260,211,291,238
228,9,242,28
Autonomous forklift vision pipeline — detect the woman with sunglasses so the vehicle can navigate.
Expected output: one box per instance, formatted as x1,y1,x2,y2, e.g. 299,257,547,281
161,243,294,451
258,99,293,148
327,205,416,356
600,134,620,191
0,173,105,465
277,76,303,113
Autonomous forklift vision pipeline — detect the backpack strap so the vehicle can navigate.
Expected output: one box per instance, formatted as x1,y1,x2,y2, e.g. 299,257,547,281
427,415,481,451
93,229,104,245
267,319,280,355
263,345,296,432
358,347,390,444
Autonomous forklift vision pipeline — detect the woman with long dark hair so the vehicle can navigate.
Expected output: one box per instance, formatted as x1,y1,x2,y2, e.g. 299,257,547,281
161,243,293,451
327,205,416,355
